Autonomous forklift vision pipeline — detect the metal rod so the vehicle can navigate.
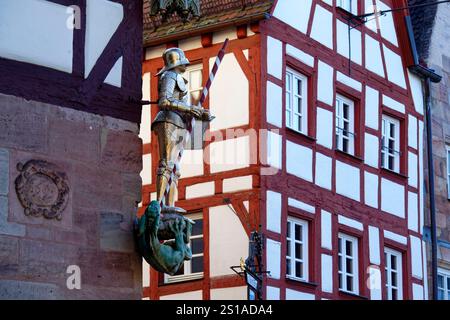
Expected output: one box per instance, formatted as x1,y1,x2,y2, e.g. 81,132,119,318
425,77,439,300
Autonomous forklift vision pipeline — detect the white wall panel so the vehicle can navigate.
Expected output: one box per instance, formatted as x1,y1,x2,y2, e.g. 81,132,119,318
336,161,360,201
310,5,333,49
273,0,312,34
286,141,313,182
381,178,405,218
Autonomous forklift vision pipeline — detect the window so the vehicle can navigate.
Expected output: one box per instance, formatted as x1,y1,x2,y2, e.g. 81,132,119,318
186,64,203,106
447,146,450,199
381,115,401,173
384,248,403,300
335,95,355,155
286,68,308,135
164,213,204,283
338,233,359,294
337,0,358,15
438,268,450,300
286,217,309,281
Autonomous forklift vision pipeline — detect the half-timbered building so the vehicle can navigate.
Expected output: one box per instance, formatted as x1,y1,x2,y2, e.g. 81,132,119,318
141,0,428,300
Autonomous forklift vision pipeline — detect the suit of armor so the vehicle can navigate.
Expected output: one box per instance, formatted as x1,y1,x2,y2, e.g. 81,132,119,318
152,48,205,214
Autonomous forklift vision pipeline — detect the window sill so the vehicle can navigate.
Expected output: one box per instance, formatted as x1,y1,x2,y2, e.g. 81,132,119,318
338,290,369,300
286,128,316,143
163,273,204,285
285,277,318,288
334,149,364,164
381,168,408,181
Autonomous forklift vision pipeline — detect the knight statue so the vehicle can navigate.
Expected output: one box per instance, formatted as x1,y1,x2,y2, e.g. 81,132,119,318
135,47,214,275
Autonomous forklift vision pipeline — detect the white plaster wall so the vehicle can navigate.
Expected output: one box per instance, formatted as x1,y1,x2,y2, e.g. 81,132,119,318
211,287,247,300
410,235,423,279
288,198,315,214
209,205,249,277
315,152,332,190
104,56,123,87
210,53,249,131
408,115,418,149
383,94,405,113
317,61,334,106
286,141,313,182
365,171,379,209
408,71,424,115
267,190,282,234
384,230,407,245
140,73,152,144
321,254,333,293
286,45,314,68
316,107,334,149
365,86,380,130
266,131,283,170
376,0,399,46
418,121,424,230
141,154,152,185
364,133,379,168
383,45,407,89
337,72,362,92
338,215,363,231
365,35,385,77
412,284,424,300
285,289,315,300
213,27,238,44
408,152,418,188
336,161,360,201
266,81,283,128
267,36,283,80
0,0,74,73
368,266,382,300
273,0,312,34
142,259,150,287
381,178,405,218
336,20,362,65
321,210,332,250
185,181,215,199
180,150,205,178
179,36,202,51
223,175,253,193
408,192,419,232
145,45,166,60
209,136,250,173
310,5,333,49
85,0,123,77
368,226,381,265
266,239,281,279
266,286,280,300
160,290,203,300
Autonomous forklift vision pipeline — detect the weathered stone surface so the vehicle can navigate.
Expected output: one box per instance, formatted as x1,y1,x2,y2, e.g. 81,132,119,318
101,129,142,173
26,226,52,241
122,173,142,199
20,239,79,265
0,96,47,153
100,212,134,253
0,236,19,275
49,119,100,164
0,280,61,300
0,149,8,196
0,196,25,237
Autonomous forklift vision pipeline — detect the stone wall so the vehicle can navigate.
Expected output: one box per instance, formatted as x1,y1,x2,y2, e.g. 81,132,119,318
0,93,142,299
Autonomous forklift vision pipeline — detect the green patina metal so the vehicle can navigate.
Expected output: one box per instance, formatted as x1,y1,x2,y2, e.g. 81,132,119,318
135,201,194,276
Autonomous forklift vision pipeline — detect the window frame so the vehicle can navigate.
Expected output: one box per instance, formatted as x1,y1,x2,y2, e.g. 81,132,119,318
438,268,450,300
285,68,309,135
338,233,359,295
381,114,401,173
286,216,309,282
164,212,204,284
185,63,203,106
384,247,403,300
335,94,356,155
337,0,358,15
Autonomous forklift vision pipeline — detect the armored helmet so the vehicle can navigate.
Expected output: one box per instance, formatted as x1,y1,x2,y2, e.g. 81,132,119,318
156,48,190,76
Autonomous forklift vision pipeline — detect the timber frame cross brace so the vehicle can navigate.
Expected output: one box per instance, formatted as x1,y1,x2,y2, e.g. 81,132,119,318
343,0,450,75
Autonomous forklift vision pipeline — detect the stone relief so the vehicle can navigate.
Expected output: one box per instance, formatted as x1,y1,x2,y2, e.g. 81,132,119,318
15,160,69,220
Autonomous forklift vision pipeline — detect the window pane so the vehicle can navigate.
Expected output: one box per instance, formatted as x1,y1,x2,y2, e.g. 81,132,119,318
339,273,342,289
287,240,291,256
295,243,302,260
296,78,302,96
391,272,397,286
392,288,398,300
295,224,302,240
191,256,203,273
191,238,203,255
295,261,303,278
343,103,349,119
390,123,395,138
346,240,352,256
338,238,342,253
192,219,203,235
287,221,291,238
346,275,353,291
438,275,444,288
286,73,292,91
391,255,397,270
438,288,445,300
346,257,353,274
175,264,185,276
338,256,342,271
286,258,291,275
